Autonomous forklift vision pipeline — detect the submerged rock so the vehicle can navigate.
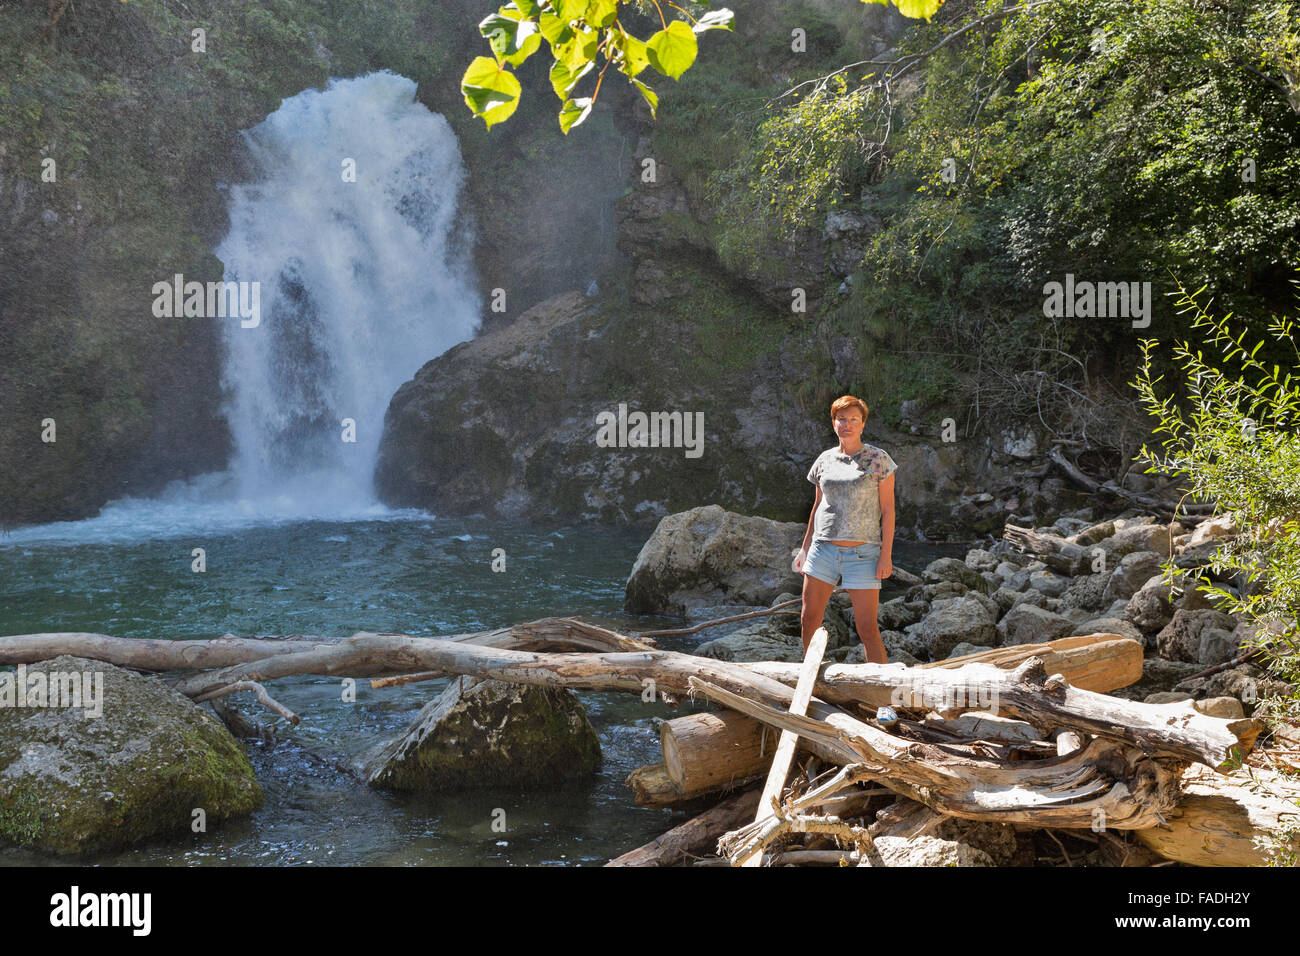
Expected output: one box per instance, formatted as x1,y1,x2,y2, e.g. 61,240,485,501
0,656,261,855
358,678,601,791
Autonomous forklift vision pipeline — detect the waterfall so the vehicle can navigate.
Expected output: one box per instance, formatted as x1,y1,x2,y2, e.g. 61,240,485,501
215,71,480,513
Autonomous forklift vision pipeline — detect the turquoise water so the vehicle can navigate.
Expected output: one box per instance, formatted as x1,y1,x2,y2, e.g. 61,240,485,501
0,509,954,866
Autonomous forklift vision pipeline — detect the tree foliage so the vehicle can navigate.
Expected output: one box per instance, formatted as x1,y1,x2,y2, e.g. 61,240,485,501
461,0,948,132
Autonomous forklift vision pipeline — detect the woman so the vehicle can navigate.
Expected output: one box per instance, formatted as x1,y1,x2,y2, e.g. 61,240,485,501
793,395,897,669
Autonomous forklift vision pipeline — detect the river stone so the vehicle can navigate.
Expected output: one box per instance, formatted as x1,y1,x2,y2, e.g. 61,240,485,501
359,677,601,790
696,623,805,662
1068,520,1116,546
964,548,1000,573
1099,521,1171,559
910,596,997,658
1028,569,1068,598
1059,571,1110,612
923,557,990,594
1068,617,1146,647
1155,609,1240,665
624,505,804,615
1187,514,1238,548
1124,574,1178,633
0,656,261,855
1103,551,1164,604
998,604,1074,646
883,629,929,663
991,586,1048,614
879,597,927,631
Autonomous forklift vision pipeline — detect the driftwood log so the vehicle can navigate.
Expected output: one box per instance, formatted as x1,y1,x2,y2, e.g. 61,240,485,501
0,618,1284,865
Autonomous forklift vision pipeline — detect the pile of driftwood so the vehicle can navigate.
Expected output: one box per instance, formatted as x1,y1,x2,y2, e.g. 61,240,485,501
1,616,1295,866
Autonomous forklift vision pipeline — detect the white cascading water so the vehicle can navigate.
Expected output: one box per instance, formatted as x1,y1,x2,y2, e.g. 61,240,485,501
216,71,481,512
6,72,479,543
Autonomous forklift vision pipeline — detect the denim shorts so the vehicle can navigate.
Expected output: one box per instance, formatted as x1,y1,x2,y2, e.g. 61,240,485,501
803,540,882,590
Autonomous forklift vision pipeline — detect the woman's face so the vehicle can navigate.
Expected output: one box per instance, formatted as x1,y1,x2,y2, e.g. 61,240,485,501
832,407,866,444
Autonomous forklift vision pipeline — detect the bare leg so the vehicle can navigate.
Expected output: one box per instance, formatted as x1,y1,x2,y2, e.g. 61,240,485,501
799,573,835,653
849,588,885,663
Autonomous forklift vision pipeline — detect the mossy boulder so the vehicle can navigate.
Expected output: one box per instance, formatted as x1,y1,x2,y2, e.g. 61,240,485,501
357,677,601,791
0,656,261,855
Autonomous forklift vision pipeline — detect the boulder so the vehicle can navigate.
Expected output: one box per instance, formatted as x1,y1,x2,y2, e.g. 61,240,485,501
1186,513,1238,548
1028,569,1068,597
1059,572,1111,612
883,629,930,663
1068,519,1116,546
909,596,998,658
878,597,927,632
1124,574,1178,633
964,549,1000,573
696,623,805,662
923,557,991,594
998,604,1075,646
1107,658,1203,701
991,586,1048,614
0,656,261,854
1155,609,1240,665
1099,521,1171,559
358,677,601,790
1068,617,1147,647
1102,551,1164,604
624,505,804,615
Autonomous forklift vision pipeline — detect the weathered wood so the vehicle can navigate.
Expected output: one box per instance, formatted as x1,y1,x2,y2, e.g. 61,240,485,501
657,634,1138,804
661,710,770,793
1135,764,1300,866
1,627,1253,769
691,677,1189,830
624,763,688,809
1003,523,1091,574
921,633,1144,693
740,626,829,867
605,787,761,866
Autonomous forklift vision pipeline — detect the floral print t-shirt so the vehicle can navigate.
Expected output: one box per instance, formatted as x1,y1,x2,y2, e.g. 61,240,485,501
806,443,897,543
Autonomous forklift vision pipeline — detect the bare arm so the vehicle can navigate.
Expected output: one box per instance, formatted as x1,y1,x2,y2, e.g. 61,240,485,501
877,472,895,578
802,486,821,551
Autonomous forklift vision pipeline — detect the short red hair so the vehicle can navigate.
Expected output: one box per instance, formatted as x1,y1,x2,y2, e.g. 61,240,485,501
830,395,868,421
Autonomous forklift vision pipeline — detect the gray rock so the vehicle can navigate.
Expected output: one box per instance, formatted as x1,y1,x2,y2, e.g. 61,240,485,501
1125,574,1178,633
1103,551,1164,604
1145,692,1195,704
911,596,998,658
624,505,805,614
1108,657,1203,701
1069,520,1116,546
1100,521,1171,559
1068,617,1146,646
883,629,930,663
0,656,261,854
684,605,768,640
947,642,987,660
696,621,805,662
358,677,601,790
964,548,1000,573
923,581,969,601
1059,572,1111,612
993,561,1021,581
1155,609,1240,664
923,557,990,594
879,597,927,632
1028,569,1068,597
999,604,1075,646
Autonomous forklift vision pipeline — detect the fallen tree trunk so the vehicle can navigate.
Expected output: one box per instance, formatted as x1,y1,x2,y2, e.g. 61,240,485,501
606,787,761,866
1003,524,1092,575
1134,764,1300,866
920,633,1143,694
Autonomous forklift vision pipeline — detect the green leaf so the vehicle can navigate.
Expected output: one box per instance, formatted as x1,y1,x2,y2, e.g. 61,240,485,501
646,20,697,80
618,33,649,76
512,0,540,15
585,0,618,28
559,96,594,134
550,55,594,99
461,56,523,128
553,0,587,22
538,10,574,45
631,77,658,118
505,29,542,66
692,8,734,32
